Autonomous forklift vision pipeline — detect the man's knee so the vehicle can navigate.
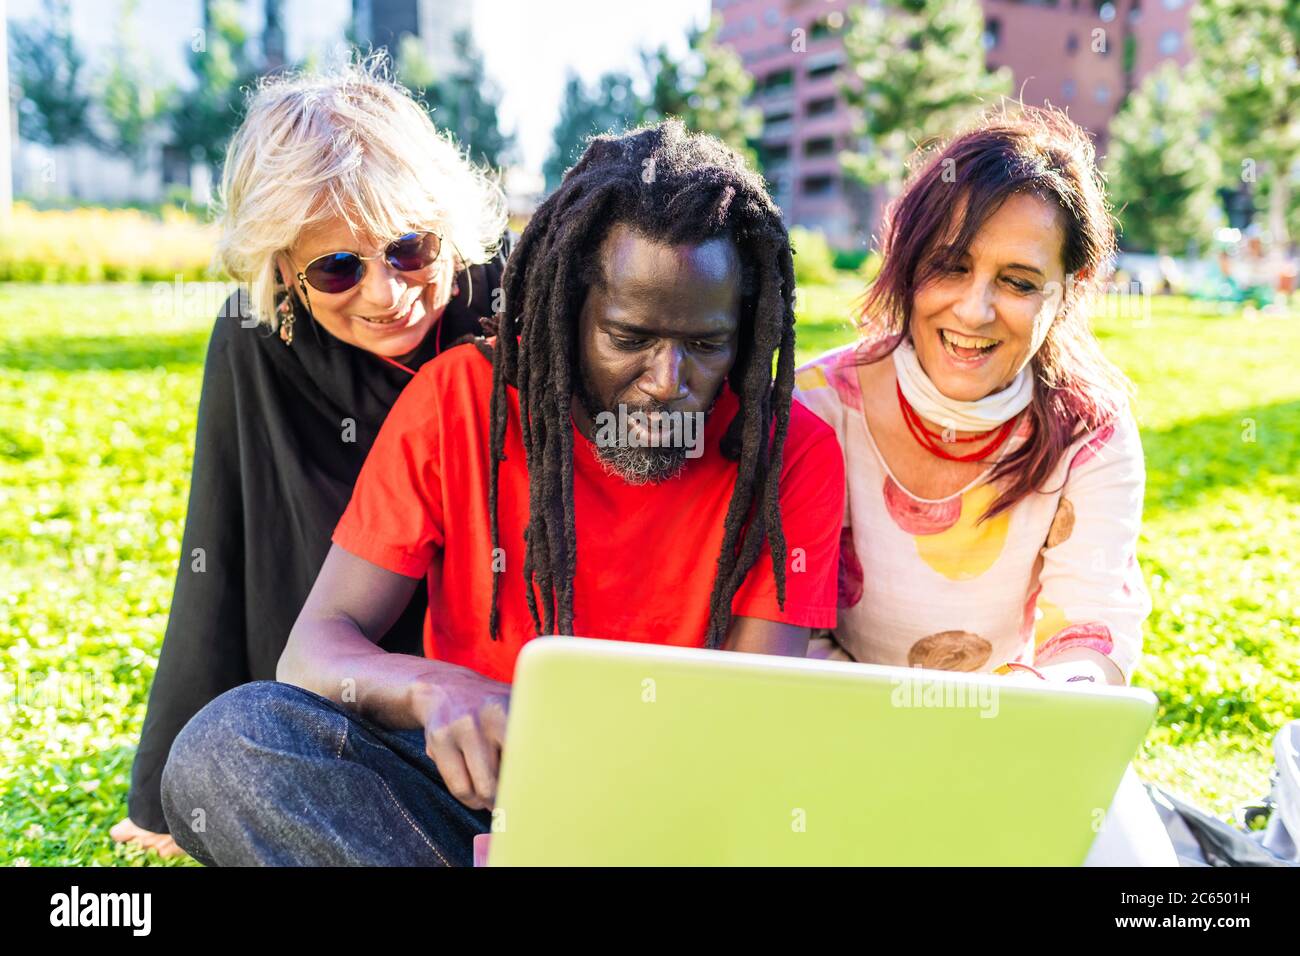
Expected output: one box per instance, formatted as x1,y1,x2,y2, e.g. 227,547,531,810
160,680,345,838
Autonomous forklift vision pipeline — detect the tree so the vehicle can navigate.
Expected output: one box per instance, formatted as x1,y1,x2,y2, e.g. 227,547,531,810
543,16,761,192
839,0,1011,197
1191,0,1300,251
168,0,260,170
397,31,516,170
543,70,641,192
8,0,93,148
396,34,438,103
1103,63,1223,255
100,0,175,164
438,30,515,171
639,17,761,166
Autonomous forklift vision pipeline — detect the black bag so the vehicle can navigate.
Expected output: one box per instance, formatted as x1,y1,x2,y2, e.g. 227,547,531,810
1147,720,1300,867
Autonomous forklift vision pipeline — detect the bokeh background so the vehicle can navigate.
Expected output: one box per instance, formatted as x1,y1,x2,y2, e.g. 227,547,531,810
1,0,1297,865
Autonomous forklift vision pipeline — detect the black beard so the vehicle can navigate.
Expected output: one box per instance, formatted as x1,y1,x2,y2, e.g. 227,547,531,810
574,366,691,486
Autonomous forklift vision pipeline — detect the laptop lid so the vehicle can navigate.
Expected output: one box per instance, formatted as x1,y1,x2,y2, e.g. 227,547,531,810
487,637,1156,866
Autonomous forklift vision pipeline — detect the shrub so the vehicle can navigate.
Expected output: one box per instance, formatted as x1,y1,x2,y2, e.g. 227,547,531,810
832,249,868,271
859,251,882,284
0,203,218,283
788,226,838,286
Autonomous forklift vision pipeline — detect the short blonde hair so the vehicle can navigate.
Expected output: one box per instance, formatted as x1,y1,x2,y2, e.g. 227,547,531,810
215,55,508,327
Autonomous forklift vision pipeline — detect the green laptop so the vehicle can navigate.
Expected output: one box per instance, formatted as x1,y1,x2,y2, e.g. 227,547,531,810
487,637,1156,866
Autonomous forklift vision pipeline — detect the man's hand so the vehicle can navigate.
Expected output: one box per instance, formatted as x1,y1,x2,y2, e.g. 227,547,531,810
280,545,515,811
411,666,511,811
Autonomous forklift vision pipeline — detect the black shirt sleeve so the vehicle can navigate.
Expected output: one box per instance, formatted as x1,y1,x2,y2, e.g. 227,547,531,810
126,313,250,834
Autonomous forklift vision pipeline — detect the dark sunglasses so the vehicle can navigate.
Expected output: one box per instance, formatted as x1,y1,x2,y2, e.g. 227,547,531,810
296,231,444,295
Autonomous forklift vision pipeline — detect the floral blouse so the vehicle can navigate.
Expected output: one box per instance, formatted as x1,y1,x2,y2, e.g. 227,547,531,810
793,343,1151,682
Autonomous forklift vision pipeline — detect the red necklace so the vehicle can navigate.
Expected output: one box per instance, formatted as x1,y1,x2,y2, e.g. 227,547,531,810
896,381,1017,463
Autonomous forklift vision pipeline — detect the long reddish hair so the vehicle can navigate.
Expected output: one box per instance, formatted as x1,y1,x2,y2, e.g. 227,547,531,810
858,105,1132,521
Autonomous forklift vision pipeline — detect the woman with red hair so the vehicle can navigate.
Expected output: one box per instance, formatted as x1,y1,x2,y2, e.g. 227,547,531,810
796,106,1175,864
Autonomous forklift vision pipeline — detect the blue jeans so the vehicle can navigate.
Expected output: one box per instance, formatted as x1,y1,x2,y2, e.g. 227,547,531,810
160,680,491,865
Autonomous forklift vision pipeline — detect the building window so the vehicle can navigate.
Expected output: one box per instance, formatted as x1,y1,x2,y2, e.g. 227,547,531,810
810,11,845,41
764,9,780,27
803,137,835,158
1062,79,1077,100
1095,1,1116,21
1162,0,1184,8
764,109,793,128
1094,83,1111,103
1159,30,1181,55
1066,32,1078,55
806,96,837,117
161,146,191,186
761,69,794,94
263,0,286,67
808,61,839,81
802,174,835,197
763,142,792,164
983,18,1001,52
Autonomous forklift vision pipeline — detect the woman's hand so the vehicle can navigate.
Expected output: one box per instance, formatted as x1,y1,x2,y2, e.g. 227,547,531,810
411,667,512,812
109,817,189,859
1036,645,1123,685
1036,658,1108,684
999,649,1117,685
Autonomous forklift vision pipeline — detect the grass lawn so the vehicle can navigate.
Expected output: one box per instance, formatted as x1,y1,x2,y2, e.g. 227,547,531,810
1,281,1297,865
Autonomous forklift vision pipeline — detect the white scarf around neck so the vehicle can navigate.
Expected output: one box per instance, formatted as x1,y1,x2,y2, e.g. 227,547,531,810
892,336,1034,432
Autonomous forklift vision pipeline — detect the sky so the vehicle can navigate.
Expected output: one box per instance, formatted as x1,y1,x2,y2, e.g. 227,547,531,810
471,0,713,176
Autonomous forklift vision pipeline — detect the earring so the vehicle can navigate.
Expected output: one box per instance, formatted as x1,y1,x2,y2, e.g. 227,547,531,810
277,291,294,346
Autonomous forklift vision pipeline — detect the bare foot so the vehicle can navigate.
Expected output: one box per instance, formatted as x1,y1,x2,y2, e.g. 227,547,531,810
110,817,189,860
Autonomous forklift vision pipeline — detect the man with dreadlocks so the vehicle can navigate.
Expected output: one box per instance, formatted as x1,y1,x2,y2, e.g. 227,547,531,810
159,120,844,867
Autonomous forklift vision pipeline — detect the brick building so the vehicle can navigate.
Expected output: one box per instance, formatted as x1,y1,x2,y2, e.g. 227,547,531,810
713,0,1194,248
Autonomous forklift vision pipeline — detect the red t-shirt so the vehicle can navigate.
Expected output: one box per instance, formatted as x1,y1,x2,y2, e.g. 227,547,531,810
333,344,843,683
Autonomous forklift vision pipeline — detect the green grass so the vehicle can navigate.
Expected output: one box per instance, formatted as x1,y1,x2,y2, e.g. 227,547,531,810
1,281,1297,865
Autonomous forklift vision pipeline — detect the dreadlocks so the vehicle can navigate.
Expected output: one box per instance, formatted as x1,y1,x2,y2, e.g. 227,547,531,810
484,119,798,649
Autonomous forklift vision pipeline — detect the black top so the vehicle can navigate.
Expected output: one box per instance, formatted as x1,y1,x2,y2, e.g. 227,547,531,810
127,245,508,833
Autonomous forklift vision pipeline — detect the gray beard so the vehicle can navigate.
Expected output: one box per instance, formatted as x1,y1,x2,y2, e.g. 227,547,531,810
574,370,691,486
591,436,689,486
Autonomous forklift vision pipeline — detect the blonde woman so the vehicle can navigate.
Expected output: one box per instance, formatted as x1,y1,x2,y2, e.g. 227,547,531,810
111,59,509,857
